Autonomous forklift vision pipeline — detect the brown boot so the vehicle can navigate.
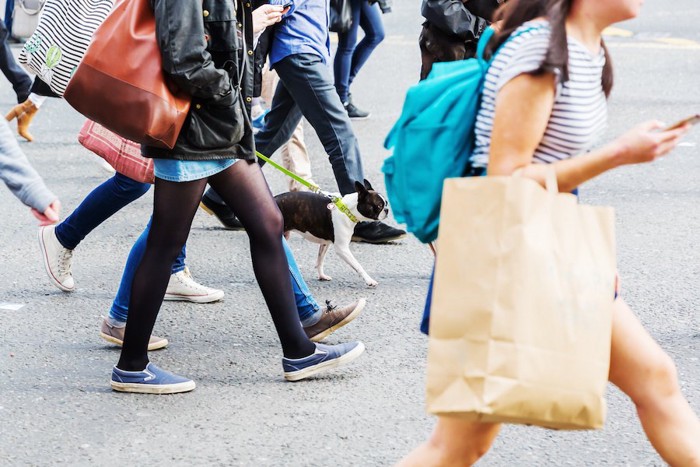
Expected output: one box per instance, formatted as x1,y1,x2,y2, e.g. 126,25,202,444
5,100,39,142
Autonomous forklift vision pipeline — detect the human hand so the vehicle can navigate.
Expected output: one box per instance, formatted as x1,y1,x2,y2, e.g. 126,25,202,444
252,4,285,34
610,120,690,166
31,199,61,226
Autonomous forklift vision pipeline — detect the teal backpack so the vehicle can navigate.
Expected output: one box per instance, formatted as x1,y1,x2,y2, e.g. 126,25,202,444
382,27,497,244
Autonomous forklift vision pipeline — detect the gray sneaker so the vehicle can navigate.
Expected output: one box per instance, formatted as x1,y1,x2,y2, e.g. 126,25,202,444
99,318,168,351
303,298,365,342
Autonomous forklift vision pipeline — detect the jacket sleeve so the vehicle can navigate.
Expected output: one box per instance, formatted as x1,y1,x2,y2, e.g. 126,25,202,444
0,120,55,212
369,0,392,13
152,0,232,100
421,0,489,42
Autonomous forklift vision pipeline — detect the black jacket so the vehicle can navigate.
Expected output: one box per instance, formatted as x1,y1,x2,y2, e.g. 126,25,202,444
143,0,256,161
421,0,500,42
419,0,501,79
253,0,272,98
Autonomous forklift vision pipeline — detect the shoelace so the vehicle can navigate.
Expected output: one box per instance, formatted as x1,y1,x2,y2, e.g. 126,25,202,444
56,248,73,276
324,300,337,313
176,269,211,292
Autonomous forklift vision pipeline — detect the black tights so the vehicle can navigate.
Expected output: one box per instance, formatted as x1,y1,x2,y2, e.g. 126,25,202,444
117,160,315,371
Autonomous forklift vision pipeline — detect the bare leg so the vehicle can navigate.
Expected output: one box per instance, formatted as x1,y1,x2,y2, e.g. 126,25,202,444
399,299,700,466
609,298,700,466
397,417,500,467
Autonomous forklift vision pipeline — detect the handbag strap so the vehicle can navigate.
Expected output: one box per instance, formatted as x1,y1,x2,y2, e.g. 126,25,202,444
235,3,248,88
17,0,46,15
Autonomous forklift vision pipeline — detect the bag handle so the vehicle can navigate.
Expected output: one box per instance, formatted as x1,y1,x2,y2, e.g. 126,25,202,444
17,0,45,16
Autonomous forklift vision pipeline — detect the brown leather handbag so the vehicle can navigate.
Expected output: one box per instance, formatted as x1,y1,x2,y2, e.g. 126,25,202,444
64,0,190,149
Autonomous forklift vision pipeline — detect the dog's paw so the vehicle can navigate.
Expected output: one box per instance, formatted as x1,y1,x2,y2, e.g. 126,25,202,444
318,274,333,281
366,279,378,288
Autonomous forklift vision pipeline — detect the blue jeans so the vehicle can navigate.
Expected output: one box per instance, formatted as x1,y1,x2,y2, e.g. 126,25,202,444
109,217,186,322
3,0,13,34
333,0,385,103
53,171,187,273
109,231,320,325
0,20,31,103
55,173,150,249
256,53,364,196
283,237,321,325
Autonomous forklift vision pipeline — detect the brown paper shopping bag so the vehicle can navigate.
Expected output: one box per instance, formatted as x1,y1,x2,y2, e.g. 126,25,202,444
426,171,616,430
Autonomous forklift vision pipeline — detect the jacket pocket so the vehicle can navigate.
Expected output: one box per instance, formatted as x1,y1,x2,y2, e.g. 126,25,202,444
185,88,245,149
203,1,240,51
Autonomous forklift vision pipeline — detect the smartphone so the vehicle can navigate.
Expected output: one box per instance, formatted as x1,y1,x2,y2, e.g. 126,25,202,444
664,114,700,131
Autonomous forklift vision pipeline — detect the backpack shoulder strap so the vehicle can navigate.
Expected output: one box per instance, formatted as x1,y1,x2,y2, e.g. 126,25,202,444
476,27,496,62
477,23,549,63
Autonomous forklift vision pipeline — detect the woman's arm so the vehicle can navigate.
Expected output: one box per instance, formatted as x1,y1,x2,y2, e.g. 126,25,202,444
0,119,60,224
152,0,231,101
487,73,690,192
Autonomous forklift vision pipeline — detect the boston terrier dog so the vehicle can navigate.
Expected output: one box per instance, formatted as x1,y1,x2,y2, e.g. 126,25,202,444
275,179,389,288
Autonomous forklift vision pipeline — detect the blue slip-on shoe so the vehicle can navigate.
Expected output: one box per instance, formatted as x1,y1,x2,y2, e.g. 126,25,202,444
283,341,365,382
111,363,196,394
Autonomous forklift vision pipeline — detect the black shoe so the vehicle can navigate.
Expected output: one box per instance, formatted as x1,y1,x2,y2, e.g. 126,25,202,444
199,193,244,230
344,95,370,120
352,221,406,244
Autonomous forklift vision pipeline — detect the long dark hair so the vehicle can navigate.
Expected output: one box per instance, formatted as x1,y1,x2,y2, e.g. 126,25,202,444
485,0,614,97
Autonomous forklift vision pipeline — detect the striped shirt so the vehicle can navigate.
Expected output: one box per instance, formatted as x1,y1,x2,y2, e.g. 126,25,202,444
470,20,608,168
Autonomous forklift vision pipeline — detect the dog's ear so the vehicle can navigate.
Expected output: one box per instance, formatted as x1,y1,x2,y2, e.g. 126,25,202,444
355,180,368,195
363,179,373,191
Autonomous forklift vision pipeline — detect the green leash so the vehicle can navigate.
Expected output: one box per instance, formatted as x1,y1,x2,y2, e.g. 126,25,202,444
256,151,359,223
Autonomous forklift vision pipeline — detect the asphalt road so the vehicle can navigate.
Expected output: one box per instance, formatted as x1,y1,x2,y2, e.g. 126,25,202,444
1,2,699,466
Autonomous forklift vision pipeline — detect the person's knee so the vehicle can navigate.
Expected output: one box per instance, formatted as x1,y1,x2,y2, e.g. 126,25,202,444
426,420,495,466
336,44,355,57
267,208,284,238
250,207,284,243
635,352,681,409
369,29,385,46
425,435,489,467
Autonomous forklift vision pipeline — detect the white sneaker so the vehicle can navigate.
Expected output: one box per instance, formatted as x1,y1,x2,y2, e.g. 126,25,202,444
164,267,224,303
38,225,75,292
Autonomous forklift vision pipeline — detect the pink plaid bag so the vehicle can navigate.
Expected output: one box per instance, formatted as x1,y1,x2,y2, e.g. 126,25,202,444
78,119,155,184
